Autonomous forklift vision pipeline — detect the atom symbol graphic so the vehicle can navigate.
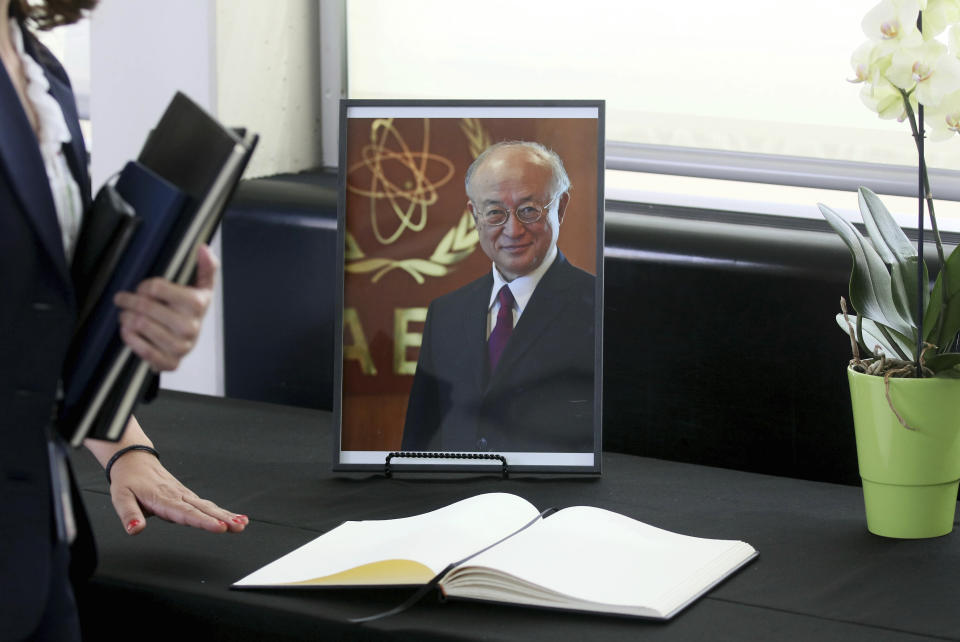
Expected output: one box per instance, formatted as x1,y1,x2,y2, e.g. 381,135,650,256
346,118,456,246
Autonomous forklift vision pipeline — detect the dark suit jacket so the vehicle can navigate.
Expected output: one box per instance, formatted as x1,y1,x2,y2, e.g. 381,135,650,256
0,26,95,639
402,253,596,453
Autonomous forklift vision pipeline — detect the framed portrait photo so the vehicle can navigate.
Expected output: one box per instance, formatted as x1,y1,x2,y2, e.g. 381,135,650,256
333,100,604,474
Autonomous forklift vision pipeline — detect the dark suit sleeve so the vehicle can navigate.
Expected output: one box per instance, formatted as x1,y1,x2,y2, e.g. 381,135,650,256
401,302,442,450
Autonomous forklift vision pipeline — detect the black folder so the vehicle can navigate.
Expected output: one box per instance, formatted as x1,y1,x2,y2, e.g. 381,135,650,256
70,182,141,329
59,92,258,446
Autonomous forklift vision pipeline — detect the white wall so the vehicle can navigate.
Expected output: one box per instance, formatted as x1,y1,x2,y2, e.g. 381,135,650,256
215,0,323,179
89,0,324,397
90,0,217,190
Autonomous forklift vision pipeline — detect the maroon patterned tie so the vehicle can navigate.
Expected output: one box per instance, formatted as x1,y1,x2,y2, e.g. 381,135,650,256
488,285,515,372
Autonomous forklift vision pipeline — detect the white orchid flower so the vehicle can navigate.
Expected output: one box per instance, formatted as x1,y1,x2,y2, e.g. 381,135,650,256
849,41,873,83
921,0,960,38
886,37,960,106
860,79,916,121
926,88,960,138
861,77,912,119
863,0,923,42
850,41,890,83
949,23,960,54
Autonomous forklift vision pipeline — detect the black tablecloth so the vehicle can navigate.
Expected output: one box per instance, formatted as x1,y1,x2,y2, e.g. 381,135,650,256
71,392,959,641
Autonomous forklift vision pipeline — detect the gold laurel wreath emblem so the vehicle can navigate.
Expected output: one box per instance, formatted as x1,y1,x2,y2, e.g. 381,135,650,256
345,118,490,284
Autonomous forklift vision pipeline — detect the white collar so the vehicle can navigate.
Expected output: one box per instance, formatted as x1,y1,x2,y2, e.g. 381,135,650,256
488,244,558,314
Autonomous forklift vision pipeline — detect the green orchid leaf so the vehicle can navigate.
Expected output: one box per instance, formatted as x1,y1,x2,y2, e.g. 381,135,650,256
834,313,866,355
836,314,915,360
858,187,927,327
858,188,906,263
819,203,915,338
877,324,914,361
924,243,960,348
889,258,925,330
924,352,960,374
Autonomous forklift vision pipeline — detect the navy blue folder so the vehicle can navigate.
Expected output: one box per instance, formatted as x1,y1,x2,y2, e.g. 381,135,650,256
62,161,188,416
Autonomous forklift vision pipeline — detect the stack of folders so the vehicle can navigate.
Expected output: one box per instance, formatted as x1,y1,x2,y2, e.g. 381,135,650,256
59,92,258,447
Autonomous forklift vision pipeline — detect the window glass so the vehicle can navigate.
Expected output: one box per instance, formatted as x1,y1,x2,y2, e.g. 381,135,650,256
346,0,953,172
347,0,960,229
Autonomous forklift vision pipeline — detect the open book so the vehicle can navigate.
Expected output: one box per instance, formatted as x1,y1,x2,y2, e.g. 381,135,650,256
234,493,757,619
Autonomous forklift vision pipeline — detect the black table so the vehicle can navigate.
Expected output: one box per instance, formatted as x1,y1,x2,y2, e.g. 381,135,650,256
72,392,959,641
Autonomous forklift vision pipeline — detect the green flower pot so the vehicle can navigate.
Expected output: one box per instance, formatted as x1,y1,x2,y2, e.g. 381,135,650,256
848,367,960,538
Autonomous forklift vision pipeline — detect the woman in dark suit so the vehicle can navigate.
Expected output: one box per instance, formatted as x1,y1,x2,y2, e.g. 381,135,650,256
1,1,247,639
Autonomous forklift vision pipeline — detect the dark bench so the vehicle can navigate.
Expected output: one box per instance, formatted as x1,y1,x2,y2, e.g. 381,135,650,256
602,205,856,483
222,172,338,411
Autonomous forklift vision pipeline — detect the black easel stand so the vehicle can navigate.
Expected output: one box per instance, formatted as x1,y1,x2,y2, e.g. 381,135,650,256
384,451,509,479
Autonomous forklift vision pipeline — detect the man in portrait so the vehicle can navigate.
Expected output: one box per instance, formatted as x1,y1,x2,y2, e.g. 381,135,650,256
401,141,596,453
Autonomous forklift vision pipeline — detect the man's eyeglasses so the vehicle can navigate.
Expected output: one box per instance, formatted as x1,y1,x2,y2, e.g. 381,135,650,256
476,195,559,227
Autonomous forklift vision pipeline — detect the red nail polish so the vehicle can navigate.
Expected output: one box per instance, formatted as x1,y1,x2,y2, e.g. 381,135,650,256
218,520,227,528
127,519,140,531
232,516,245,524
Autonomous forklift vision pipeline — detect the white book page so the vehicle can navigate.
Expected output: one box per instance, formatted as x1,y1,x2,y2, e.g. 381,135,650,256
449,506,755,612
235,493,541,586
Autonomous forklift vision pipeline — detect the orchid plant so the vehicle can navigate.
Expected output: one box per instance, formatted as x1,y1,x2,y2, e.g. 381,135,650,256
819,0,960,378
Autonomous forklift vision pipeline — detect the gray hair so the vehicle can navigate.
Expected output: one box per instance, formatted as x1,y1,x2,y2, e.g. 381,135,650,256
464,140,571,202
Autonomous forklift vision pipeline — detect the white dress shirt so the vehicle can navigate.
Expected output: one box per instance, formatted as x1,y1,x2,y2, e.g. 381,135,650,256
486,244,558,338
10,18,83,263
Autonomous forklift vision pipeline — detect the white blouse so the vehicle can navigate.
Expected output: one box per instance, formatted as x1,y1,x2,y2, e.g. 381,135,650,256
9,18,83,263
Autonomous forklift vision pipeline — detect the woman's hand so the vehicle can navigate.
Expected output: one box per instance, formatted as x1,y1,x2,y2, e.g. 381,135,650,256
113,244,219,371
106,447,248,535
85,418,248,535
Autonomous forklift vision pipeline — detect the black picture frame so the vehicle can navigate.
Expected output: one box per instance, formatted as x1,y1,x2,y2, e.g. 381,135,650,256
333,99,604,475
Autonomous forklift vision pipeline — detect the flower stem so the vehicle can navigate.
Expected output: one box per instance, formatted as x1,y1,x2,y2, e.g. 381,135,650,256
878,324,911,361
899,89,949,373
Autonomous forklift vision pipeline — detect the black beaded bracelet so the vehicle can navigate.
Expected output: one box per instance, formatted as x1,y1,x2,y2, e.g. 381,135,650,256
105,445,160,485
